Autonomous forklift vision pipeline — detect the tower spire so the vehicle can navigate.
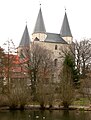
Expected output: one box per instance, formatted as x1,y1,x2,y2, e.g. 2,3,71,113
33,6,46,33
64,6,66,12
60,10,73,44
19,25,31,47
39,0,41,7
26,21,27,25
60,11,72,37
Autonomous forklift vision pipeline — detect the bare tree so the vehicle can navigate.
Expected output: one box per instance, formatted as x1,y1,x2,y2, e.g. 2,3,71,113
75,39,91,77
80,72,91,105
0,47,8,93
7,79,30,110
28,43,54,102
20,42,55,108
36,54,54,109
46,81,55,108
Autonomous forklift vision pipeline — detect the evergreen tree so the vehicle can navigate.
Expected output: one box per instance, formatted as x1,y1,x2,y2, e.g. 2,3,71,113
64,53,79,86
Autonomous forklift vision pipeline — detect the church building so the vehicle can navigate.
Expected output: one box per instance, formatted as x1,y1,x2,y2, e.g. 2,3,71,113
18,6,73,82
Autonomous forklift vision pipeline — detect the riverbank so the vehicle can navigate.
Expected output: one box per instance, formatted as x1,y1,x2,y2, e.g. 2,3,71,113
0,105,91,111
25,105,91,111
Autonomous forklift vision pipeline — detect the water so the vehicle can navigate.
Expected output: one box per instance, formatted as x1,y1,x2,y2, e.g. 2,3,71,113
0,110,91,120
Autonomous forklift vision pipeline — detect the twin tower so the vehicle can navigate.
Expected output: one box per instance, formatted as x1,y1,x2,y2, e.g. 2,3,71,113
19,7,73,49
18,7,73,82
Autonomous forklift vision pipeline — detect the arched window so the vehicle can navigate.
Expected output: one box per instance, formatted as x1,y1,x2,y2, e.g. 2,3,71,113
54,59,58,66
55,45,57,50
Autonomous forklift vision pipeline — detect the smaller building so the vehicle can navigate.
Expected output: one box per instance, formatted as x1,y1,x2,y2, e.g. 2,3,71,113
0,54,30,86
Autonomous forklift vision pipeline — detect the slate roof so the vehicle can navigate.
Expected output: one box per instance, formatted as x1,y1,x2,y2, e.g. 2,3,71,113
19,25,31,47
33,7,46,33
60,12,72,37
45,33,67,44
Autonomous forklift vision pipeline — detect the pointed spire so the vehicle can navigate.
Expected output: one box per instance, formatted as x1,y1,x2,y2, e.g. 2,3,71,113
33,6,46,33
19,25,31,47
60,11,72,37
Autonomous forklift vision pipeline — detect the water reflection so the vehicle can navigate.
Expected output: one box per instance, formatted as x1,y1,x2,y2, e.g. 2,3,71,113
0,110,91,120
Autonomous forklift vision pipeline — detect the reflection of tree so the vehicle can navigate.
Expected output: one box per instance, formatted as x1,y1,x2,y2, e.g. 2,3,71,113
62,111,70,120
0,110,91,120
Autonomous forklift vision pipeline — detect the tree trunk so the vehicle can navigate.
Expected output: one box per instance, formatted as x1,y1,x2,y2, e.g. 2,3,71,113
20,104,25,110
40,103,45,110
9,104,17,110
62,102,69,109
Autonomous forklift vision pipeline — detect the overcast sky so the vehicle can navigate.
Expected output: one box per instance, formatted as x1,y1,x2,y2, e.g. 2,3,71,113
0,0,91,47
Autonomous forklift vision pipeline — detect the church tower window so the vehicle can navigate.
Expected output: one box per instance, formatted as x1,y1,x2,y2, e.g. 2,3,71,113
55,45,57,50
54,59,58,66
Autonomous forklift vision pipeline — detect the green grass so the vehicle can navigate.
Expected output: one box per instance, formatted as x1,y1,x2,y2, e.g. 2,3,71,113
73,97,90,106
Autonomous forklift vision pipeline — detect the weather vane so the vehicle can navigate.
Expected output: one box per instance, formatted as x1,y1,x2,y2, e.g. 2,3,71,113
26,21,27,25
64,6,66,12
39,1,41,7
